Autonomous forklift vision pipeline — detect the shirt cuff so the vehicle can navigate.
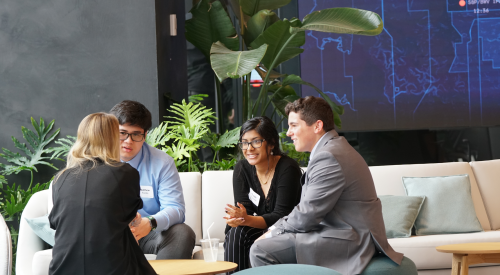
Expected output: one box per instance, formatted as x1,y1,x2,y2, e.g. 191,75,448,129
153,207,184,232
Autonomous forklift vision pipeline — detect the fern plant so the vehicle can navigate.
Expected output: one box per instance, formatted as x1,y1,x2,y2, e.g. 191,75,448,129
201,127,241,164
1,181,50,222
50,135,76,160
0,117,60,188
145,122,171,148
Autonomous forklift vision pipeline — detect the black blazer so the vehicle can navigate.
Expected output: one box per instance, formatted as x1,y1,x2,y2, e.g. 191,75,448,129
48,160,156,275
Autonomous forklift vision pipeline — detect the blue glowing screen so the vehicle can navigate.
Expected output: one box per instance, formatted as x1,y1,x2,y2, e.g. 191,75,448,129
299,0,500,131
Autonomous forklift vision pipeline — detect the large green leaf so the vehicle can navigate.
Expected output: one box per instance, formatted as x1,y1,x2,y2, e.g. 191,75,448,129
250,20,305,70
291,7,383,36
145,122,171,149
49,135,76,160
166,99,216,130
269,85,300,118
280,75,345,129
210,42,268,81
243,10,279,46
255,65,286,81
0,118,59,175
186,0,239,59
240,0,291,16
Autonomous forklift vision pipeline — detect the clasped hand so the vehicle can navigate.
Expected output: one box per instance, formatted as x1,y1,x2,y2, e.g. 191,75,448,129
129,213,151,243
224,202,247,227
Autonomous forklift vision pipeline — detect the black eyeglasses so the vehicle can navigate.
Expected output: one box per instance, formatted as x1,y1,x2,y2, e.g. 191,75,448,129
119,132,145,142
238,139,265,150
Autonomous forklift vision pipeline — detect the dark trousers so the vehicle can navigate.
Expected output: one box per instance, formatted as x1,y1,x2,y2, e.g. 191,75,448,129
224,226,267,274
139,223,196,260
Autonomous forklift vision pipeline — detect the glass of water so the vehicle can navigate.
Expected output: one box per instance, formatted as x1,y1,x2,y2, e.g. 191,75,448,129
200,238,219,262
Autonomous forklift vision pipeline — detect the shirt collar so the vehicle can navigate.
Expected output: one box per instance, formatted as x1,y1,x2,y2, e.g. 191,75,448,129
310,131,330,160
122,144,144,169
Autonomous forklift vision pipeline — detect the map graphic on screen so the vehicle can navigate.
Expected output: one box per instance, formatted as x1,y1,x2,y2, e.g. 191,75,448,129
298,0,500,131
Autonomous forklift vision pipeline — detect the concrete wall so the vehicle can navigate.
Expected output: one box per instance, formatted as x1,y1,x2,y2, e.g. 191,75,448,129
0,0,185,185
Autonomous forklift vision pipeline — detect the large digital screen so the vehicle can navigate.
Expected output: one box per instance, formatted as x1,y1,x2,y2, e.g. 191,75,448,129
299,0,500,131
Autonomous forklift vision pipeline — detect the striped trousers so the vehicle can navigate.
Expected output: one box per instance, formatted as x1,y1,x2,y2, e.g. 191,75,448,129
224,226,267,274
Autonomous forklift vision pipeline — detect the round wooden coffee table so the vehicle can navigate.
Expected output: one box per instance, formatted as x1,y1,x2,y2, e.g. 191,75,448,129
148,259,238,275
436,242,500,275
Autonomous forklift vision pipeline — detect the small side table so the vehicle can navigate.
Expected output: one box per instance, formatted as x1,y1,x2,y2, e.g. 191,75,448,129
436,242,500,275
148,259,237,275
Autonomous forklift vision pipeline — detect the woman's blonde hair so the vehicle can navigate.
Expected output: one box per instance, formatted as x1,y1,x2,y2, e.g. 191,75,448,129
56,112,121,179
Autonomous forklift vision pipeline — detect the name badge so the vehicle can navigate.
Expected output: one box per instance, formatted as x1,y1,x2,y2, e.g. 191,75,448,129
248,188,260,207
140,186,154,198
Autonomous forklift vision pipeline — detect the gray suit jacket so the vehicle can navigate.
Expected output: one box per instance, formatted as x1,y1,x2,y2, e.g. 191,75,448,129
271,130,403,275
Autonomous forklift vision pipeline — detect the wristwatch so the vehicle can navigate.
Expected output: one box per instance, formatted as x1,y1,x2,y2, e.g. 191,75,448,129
147,216,157,230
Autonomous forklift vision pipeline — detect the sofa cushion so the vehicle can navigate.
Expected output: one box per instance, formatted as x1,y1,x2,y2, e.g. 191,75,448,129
32,249,51,275
369,162,491,231
202,171,234,241
179,172,202,245
403,175,482,235
379,195,425,238
470,159,500,230
25,215,55,246
388,230,500,270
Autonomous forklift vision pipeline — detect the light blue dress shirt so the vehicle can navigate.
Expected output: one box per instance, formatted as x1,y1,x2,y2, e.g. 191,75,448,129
125,143,185,232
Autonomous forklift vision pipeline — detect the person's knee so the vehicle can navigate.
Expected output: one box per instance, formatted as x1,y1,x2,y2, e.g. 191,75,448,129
161,223,196,243
249,241,266,267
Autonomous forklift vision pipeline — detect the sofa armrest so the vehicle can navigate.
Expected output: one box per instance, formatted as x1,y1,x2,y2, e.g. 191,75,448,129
16,190,49,275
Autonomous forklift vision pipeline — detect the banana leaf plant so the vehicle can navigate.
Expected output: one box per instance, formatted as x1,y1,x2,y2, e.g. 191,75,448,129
186,0,384,128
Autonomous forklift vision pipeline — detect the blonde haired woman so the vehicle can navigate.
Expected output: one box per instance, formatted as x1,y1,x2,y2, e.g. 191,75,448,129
48,113,156,275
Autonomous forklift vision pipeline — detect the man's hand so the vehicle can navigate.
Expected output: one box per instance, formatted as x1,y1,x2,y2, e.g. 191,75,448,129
130,217,152,241
255,230,270,242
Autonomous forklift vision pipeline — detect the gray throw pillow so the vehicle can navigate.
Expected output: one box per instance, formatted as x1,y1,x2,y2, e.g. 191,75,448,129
379,195,425,238
402,174,483,235
25,214,55,246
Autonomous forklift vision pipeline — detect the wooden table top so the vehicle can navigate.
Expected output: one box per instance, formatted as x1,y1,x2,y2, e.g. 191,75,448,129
436,243,500,254
148,259,238,275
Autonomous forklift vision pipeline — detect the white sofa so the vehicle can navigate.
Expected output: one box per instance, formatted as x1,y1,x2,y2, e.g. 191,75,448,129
1,214,12,275
17,159,500,275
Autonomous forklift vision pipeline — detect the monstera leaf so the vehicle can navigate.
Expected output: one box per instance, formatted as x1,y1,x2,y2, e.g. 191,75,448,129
290,7,383,36
240,0,291,16
186,0,239,59
210,42,268,81
250,19,305,70
50,135,76,160
166,99,216,130
145,122,171,149
0,117,59,175
163,141,194,161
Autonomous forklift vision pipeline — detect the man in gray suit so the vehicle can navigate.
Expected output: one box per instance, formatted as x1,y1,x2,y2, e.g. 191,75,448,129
249,96,403,275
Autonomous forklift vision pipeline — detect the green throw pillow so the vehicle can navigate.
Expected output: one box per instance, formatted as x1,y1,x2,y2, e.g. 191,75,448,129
379,195,425,238
25,214,55,246
402,174,483,235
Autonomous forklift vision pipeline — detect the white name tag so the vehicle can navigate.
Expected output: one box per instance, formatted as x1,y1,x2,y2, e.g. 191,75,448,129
140,186,154,198
248,188,260,207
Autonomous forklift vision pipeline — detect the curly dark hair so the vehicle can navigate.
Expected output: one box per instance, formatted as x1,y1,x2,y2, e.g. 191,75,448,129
285,96,335,132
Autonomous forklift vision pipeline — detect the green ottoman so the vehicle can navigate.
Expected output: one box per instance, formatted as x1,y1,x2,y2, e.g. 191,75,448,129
361,255,418,275
233,264,341,275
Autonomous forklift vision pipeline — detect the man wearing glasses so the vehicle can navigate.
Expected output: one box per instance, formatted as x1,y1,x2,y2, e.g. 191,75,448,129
110,100,196,260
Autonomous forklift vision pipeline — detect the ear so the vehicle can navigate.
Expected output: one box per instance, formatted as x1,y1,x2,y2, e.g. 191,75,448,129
144,130,148,140
313,120,324,134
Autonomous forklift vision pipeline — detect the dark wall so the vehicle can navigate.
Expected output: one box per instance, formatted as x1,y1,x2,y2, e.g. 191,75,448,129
0,0,186,186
